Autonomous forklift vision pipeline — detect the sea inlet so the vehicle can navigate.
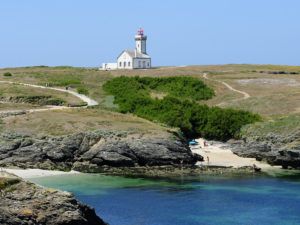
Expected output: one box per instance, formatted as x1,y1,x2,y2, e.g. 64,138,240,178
29,172,300,225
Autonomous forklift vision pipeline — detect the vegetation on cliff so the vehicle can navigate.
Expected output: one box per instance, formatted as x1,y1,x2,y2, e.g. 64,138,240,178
103,76,260,141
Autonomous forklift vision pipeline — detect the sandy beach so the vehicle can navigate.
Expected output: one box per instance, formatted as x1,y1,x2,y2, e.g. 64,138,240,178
191,138,279,172
0,167,79,179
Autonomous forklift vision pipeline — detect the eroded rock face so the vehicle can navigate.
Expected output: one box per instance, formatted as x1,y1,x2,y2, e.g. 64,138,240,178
0,130,201,172
0,174,107,225
229,131,300,169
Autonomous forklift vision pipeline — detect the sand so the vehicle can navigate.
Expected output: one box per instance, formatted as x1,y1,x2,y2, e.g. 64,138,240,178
191,138,279,172
0,168,79,179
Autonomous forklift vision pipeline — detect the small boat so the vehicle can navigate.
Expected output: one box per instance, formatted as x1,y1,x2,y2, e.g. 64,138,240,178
189,139,199,146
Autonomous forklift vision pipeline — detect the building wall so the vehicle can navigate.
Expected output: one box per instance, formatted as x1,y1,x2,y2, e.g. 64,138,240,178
117,52,133,69
133,58,151,69
101,63,118,70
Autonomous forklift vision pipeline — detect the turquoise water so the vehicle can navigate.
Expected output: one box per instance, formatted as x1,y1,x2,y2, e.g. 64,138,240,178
29,173,300,225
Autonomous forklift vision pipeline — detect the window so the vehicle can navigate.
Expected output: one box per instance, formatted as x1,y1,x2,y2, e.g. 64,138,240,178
119,62,122,67
142,61,146,68
147,62,150,67
128,62,131,67
124,62,126,67
138,61,141,68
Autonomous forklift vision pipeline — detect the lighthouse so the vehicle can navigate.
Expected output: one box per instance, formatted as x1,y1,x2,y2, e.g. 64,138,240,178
102,28,152,70
135,28,147,54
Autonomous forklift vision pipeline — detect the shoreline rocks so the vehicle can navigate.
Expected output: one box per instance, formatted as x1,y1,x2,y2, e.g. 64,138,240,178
76,165,260,178
0,130,202,173
229,131,300,169
0,172,107,225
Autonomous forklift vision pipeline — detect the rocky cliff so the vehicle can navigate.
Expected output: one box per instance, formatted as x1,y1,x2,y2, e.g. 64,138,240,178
0,130,201,172
230,130,300,169
0,172,107,225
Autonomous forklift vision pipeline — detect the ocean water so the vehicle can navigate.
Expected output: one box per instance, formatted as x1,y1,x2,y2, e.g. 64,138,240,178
29,173,300,225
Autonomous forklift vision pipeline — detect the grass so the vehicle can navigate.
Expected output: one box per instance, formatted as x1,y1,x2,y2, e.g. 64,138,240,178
241,114,300,137
2,108,173,137
0,67,112,105
0,102,44,111
0,83,84,107
3,65,299,116
108,65,300,117
205,72,300,117
77,86,89,95
0,65,299,140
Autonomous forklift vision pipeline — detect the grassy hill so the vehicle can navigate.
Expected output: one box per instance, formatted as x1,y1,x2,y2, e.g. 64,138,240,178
0,82,84,108
0,65,299,140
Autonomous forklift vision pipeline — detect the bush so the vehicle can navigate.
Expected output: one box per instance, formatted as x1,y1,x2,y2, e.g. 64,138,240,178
77,86,89,95
3,72,12,77
103,76,261,141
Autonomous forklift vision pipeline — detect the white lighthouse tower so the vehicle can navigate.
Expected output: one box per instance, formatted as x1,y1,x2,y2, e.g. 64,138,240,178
135,28,147,54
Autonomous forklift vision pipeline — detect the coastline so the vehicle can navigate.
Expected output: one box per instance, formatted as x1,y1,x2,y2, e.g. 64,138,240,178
0,167,80,179
0,137,287,180
191,138,282,173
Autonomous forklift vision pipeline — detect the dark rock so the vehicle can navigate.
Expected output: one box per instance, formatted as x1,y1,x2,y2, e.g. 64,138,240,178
230,131,300,169
0,130,201,172
0,173,107,225
20,139,33,148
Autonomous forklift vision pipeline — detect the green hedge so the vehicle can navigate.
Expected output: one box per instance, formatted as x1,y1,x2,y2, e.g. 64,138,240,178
3,72,12,77
103,76,260,141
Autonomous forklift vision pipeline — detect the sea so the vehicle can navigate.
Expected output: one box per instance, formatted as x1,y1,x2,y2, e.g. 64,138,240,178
29,171,300,225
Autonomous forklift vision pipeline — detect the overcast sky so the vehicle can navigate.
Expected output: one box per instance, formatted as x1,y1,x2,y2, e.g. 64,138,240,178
0,0,299,67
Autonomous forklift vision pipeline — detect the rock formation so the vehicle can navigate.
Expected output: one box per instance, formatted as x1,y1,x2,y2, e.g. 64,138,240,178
0,172,107,225
0,130,202,172
229,131,300,169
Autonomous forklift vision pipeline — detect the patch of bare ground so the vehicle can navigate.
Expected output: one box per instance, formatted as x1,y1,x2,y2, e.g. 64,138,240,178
150,91,167,100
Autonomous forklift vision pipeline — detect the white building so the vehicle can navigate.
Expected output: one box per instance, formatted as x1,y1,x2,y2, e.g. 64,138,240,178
102,28,151,70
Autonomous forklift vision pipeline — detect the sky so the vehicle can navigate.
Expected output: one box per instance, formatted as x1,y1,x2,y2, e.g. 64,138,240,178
0,0,299,68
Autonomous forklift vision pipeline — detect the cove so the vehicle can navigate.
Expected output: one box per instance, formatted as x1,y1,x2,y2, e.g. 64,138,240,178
29,173,300,225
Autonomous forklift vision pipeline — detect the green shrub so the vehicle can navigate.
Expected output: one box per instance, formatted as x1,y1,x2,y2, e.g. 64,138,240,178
77,86,89,95
103,76,261,141
3,72,12,77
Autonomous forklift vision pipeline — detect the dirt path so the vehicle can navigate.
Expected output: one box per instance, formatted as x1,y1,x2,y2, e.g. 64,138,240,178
203,73,250,100
0,81,98,106
0,81,98,116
